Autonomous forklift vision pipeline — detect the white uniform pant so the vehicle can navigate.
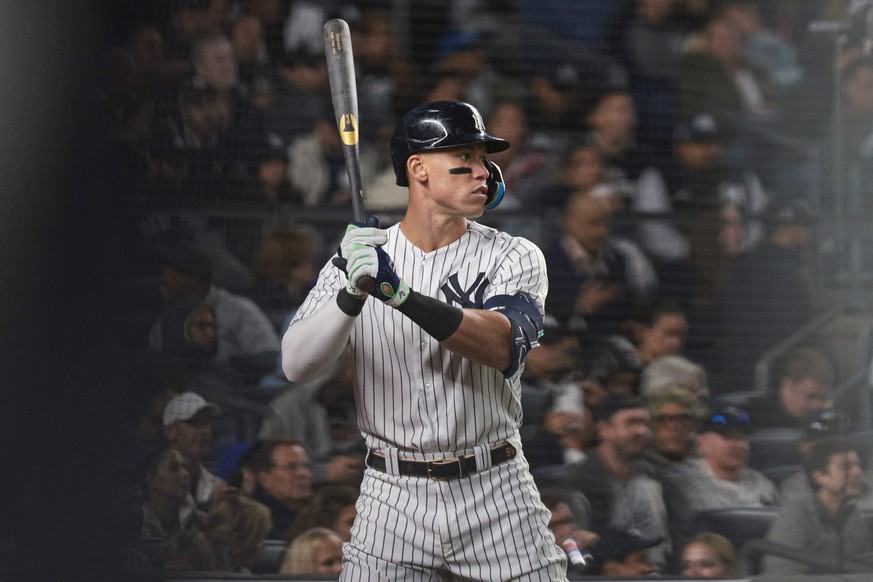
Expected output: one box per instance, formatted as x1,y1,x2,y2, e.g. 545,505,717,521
340,447,568,581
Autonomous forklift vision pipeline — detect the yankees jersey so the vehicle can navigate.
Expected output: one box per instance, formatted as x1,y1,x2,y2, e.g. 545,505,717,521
291,221,548,455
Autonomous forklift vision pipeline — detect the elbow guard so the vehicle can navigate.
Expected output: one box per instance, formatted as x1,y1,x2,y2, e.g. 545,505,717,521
483,292,544,378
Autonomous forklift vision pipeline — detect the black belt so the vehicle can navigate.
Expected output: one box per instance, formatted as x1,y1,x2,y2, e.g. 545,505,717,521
366,443,517,480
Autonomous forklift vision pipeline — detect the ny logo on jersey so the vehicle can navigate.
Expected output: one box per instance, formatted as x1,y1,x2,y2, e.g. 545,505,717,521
440,272,489,308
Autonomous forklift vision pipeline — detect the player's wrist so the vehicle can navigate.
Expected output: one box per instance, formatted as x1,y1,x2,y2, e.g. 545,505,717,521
396,290,463,341
336,287,367,316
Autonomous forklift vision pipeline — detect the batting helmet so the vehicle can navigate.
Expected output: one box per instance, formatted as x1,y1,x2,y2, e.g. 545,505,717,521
390,100,510,187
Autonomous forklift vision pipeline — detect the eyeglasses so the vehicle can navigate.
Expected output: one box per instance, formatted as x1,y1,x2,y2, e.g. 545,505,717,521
189,320,216,329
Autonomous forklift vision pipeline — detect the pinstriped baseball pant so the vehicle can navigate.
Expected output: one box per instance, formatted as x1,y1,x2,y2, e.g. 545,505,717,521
340,449,568,581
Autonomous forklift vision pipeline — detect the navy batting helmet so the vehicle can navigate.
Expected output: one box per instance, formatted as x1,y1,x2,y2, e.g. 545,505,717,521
390,100,510,187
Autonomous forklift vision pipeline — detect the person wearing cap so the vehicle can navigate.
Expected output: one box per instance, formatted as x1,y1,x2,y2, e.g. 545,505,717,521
163,391,227,520
780,410,873,508
586,526,661,576
674,406,778,514
763,436,873,574
535,392,673,571
241,131,303,205
708,204,818,393
149,243,280,380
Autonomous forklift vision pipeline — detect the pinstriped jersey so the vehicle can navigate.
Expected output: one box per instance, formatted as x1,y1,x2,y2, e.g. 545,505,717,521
291,221,548,454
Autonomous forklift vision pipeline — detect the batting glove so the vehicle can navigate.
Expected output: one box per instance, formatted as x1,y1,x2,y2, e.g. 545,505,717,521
332,217,410,307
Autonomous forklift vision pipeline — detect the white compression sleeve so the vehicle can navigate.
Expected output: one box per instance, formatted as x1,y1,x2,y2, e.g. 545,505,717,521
281,295,357,384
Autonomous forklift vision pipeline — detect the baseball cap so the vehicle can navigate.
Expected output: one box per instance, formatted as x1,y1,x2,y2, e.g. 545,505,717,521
765,200,817,226
592,392,645,422
255,132,289,164
701,406,752,436
801,408,842,442
674,113,720,142
590,527,662,572
163,391,221,426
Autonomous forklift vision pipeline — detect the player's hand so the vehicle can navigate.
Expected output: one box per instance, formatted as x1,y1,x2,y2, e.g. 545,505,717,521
332,217,410,306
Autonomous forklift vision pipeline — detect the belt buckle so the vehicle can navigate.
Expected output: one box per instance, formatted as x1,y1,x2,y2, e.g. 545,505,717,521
427,457,460,480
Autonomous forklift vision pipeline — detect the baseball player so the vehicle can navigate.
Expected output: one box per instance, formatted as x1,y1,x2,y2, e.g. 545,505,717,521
282,100,567,581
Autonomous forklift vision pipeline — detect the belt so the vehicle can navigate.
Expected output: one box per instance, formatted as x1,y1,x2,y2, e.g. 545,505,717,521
366,443,517,480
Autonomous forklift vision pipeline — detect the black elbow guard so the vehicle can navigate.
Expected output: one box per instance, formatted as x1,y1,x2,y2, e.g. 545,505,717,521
483,292,544,378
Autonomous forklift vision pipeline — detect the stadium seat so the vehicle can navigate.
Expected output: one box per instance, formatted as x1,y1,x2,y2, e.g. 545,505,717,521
250,539,288,574
690,506,780,557
747,428,802,471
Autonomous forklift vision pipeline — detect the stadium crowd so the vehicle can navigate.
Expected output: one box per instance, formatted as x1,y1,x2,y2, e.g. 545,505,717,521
10,0,873,580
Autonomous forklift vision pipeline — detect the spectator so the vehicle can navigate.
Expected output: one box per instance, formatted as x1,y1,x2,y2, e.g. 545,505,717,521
674,406,779,514
120,354,183,460
708,201,817,392
163,0,211,63
536,393,673,570
763,436,873,574
252,436,314,539
645,386,701,469
525,60,592,156
239,131,304,205
230,15,270,94
246,225,316,330
520,314,589,467
203,494,273,572
544,192,651,334
780,410,873,508
679,532,738,578
149,244,280,379
744,346,835,430
160,528,220,570
140,447,203,540
286,484,359,544
626,300,689,366
587,526,661,577
223,440,264,497
191,33,237,94
279,527,343,575
540,489,600,576
286,103,380,207
534,133,609,210
263,49,329,144
162,391,228,516
259,348,366,487
638,354,709,402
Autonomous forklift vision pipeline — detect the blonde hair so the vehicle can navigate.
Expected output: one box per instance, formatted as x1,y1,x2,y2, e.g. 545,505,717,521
204,495,272,569
640,355,708,399
684,532,738,576
280,527,342,574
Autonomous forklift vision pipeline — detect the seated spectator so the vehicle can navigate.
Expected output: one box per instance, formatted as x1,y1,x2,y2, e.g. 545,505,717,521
121,354,183,460
280,527,343,575
160,529,220,571
781,410,873,509
202,494,273,573
140,446,204,540
239,132,304,205
645,387,702,469
149,244,280,381
744,346,835,430
626,300,689,367
544,191,653,334
540,489,599,576
709,205,818,393
536,393,673,570
763,436,873,574
286,484,359,544
674,406,779,514
587,526,661,577
162,391,228,517
259,348,366,487
246,225,316,331
534,133,609,210
223,440,264,497
251,437,314,539
639,354,709,402
678,532,738,578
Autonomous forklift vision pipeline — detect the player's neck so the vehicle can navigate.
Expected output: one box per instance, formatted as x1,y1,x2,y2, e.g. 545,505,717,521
400,211,468,253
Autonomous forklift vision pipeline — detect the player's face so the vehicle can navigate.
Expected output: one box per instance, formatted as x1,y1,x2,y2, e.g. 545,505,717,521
261,444,313,504
681,541,729,578
418,144,491,218
312,535,343,573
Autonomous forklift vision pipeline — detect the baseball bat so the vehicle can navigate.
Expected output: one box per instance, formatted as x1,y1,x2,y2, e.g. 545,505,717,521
323,18,374,292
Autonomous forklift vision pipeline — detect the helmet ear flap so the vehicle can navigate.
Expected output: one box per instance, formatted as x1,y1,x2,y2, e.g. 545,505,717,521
484,160,505,209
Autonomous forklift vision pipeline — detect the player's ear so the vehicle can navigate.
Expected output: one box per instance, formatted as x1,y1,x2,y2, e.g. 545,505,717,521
407,154,427,184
